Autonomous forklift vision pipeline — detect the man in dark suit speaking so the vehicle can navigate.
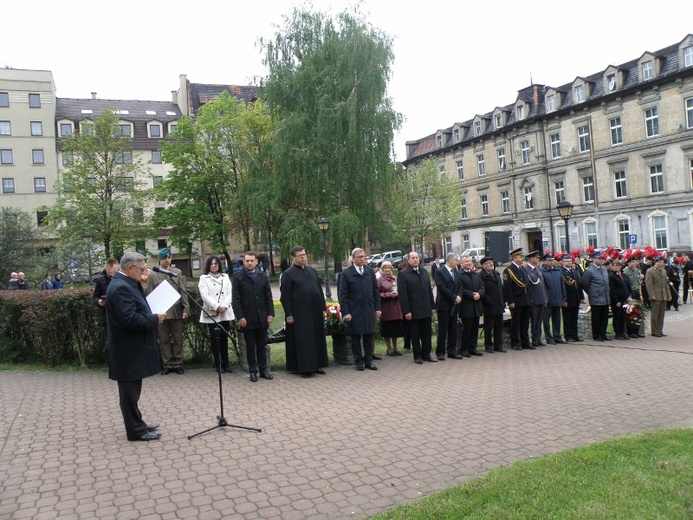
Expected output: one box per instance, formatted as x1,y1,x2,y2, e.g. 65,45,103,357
106,252,166,442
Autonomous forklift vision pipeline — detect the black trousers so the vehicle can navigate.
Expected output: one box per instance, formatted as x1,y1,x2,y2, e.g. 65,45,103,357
611,302,626,337
407,317,432,360
460,316,480,353
117,379,146,440
351,333,374,366
510,305,530,348
562,306,579,340
683,274,690,303
243,327,269,373
590,304,610,339
483,313,504,350
529,305,544,345
542,305,562,341
436,308,458,357
667,282,680,310
208,321,231,370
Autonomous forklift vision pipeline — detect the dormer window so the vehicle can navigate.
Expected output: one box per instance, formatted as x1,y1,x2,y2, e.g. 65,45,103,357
575,85,584,103
453,128,460,143
685,46,693,68
495,113,503,129
516,105,525,121
436,135,443,148
546,94,555,112
148,122,162,138
642,61,653,81
474,121,481,136
607,74,617,92
115,123,132,137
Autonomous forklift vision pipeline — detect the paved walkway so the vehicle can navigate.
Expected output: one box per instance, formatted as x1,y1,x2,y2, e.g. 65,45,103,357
1,309,692,519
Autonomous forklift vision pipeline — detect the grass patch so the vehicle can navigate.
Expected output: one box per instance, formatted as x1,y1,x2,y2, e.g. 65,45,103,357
371,428,693,519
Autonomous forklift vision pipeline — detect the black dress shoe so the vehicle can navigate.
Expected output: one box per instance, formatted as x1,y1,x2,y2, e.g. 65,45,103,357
637,333,646,338
394,350,403,356
249,372,258,382
485,348,495,353
222,366,232,373
414,358,423,364
356,364,365,371
260,372,274,380
365,362,378,370
175,367,185,374
537,342,546,347
574,337,584,342
145,423,159,432
523,345,537,350
469,351,483,356
495,348,507,353
371,355,382,360
160,368,171,375
387,351,397,356
449,354,464,359
511,346,522,350
437,355,446,361
461,352,472,357
594,337,605,341
424,356,438,362
128,431,161,442
660,334,667,337
554,338,564,343
315,368,326,375
602,336,612,341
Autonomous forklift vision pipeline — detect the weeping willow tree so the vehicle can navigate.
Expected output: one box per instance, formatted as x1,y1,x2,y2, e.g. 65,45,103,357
259,5,402,261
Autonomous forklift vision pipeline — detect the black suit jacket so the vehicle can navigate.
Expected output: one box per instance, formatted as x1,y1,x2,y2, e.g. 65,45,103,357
458,269,485,318
503,262,529,307
232,269,275,330
434,266,462,311
480,268,505,315
338,265,381,335
397,266,434,319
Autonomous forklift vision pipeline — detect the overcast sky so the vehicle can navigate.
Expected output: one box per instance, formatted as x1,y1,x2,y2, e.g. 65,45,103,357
4,1,691,160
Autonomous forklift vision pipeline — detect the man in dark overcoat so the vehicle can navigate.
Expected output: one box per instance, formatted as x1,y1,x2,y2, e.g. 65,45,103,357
232,251,275,382
106,252,166,442
434,252,464,360
541,254,567,344
397,251,436,364
339,248,381,371
561,254,585,342
503,248,532,350
458,255,485,356
280,245,329,375
479,256,506,353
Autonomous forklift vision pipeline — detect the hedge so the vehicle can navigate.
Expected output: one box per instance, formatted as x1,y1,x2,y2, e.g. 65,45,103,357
0,285,237,367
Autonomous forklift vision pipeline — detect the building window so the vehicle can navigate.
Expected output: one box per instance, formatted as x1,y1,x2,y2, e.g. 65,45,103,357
148,123,162,138
2,178,15,193
28,93,41,108
520,140,531,165
685,46,693,67
607,74,617,92
116,124,132,137
652,215,668,249
439,165,446,179
480,194,489,217
614,170,627,198
554,181,565,205
436,135,443,148
550,134,561,159
617,219,630,250
62,152,73,165
462,234,470,251
0,92,8,107
556,224,567,252
574,85,584,103
644,107,659,137
1,149,13,164
152,151,162,164
474,121,481,136
133,208,144,223
642,61,653,81
686,98,693,129
582,176,595,203
690,159,693,189
32,149,44,165
585,221,598,248
578,126,590,153
524,187,533,210
497,148,506,171
36,210,48,226
500,190,510,214
516,105,525,120
34,177,46,193
168,122,177,133
453,128,460,143
0,121,10,135
495,114,502,129
31,121,43,136
476,154,485,176
546,94,555,112
157,238,168,250
115,151,132,164
81,122,94,135
455,159,464,180
59,123,72,137
153,176,163,188
116,177,134,191
460,198,467,219
610,117,623,145
649,164,664,193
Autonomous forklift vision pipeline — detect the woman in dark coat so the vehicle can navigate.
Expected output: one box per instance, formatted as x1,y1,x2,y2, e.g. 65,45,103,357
377,261,404,355
609,260,632,340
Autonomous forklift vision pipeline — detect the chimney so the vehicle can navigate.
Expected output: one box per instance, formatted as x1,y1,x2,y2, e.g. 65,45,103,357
172,90,177,103
91,92,97,99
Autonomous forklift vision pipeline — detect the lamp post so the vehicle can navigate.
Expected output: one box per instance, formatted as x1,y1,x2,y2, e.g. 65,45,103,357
83,234,93,285
317,217,332,299
557,200,574,253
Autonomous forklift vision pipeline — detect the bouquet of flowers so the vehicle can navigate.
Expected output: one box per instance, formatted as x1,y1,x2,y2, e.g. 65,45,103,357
325,303,347,335
623,299,647,327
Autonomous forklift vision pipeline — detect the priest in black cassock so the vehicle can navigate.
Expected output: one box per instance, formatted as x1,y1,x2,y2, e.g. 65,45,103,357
280,245,329,375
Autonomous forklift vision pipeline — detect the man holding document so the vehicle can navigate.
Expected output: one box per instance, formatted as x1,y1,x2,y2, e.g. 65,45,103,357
106,252,167,442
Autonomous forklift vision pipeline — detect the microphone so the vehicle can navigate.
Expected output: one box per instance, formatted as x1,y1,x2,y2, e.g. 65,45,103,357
152,266,177,277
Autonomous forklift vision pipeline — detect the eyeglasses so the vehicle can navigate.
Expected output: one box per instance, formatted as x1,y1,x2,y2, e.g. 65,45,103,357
131,264,148,273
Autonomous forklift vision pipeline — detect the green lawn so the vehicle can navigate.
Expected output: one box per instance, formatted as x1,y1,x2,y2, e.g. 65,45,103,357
371,428,693,519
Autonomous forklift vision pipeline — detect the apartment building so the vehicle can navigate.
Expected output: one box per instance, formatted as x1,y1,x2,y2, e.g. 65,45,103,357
403,34,693,256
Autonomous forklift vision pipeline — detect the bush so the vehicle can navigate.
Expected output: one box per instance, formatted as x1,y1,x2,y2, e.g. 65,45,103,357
0,284,232,368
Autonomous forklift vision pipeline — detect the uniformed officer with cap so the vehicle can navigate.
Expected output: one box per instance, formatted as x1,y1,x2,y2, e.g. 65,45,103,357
503,248,532,350
524,251,547,347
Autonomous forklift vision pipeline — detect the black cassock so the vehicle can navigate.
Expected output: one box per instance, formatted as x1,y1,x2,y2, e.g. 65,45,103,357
280,264,329,373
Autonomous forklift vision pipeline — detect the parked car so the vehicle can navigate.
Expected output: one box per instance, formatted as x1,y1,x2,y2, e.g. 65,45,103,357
375,250,403,267
367,254,384,267
461,248,486,265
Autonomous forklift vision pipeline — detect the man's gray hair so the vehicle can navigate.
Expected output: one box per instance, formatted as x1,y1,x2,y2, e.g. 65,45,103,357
120,251,146,270
351,248,365,257
445,252,457,262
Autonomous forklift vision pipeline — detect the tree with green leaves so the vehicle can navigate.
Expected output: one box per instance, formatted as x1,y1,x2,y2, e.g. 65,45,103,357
157,93,272,267
388,158,463,251
0,207,36,283
259,6,402,260
44,110,153,258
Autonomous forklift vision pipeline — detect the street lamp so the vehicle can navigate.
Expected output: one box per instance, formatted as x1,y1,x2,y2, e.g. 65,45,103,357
556,200,574,253
317,217,332,299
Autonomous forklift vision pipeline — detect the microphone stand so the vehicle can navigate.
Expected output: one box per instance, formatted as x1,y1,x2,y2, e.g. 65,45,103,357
155,270,262,439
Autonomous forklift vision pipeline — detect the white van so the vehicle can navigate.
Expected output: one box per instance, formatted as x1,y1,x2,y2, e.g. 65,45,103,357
461,248,486,264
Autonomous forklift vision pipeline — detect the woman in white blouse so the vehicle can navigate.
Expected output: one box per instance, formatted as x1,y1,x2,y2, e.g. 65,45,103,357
198,255,235,373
